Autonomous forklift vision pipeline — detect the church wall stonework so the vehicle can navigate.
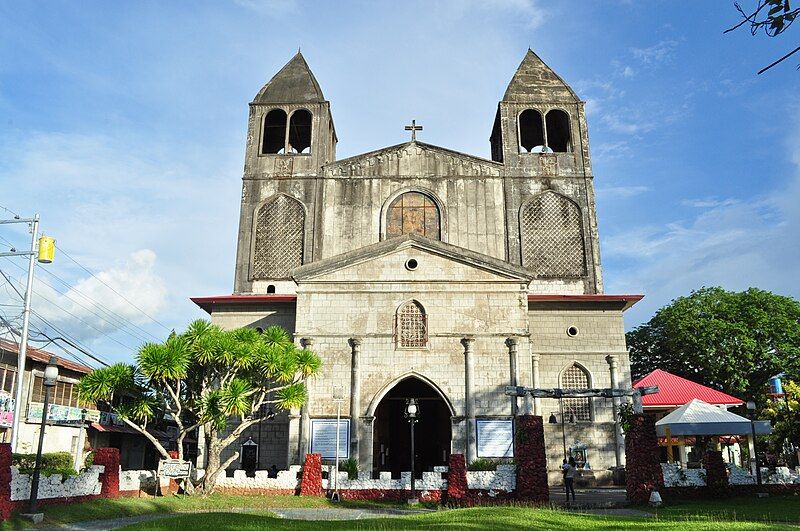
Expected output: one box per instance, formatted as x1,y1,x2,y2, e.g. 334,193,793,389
200,50,641,480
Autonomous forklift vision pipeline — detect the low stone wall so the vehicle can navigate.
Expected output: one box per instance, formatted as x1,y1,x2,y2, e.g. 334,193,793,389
215,466,301,494
466,465,516,492
660,463,706,487
321,468,447,493
10,466,105,501
119,470,160,493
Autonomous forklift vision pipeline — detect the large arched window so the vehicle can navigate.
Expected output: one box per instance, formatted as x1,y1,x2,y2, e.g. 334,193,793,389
545,109,572,153
396,300,427,348
386,192,440,240
288,109,312,154
520,191,586,277
518,109,545,153
252,195,305,279
561,363,591,422
262,109,288,154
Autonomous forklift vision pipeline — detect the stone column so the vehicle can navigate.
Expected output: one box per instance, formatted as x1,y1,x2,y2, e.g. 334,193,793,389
462,337,476,464
287,410,301,464
298,337,314,460
606,354,623,468
348,337,361,463
531,353,542,416
506,337,519,416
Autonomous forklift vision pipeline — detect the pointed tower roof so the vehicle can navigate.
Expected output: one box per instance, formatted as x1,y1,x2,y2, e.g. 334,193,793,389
253,52,325,104
503,49,579,103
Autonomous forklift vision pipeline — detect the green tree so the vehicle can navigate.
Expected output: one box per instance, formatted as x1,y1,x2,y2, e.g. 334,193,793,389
78,320,320,494
725,0,799,73
627,287,800,403
763,380,800,458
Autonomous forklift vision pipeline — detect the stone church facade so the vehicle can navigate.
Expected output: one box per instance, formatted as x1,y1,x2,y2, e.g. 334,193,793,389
192,50,642,479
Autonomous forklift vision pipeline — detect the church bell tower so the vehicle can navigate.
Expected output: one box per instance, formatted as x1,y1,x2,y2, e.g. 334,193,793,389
233,52,336,295
493,50,603,294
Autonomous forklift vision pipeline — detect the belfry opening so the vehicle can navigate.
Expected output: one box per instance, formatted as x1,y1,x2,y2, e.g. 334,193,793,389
372,377,452,476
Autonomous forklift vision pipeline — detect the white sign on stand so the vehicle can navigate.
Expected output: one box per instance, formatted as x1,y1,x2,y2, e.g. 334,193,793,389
476,419,514,458
310,419,349,459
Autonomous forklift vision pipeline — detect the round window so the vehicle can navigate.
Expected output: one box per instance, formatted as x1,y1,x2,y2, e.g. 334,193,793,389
566,326,579,337
405,258,418,271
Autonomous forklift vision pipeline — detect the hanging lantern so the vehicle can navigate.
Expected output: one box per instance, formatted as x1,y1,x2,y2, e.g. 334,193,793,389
37,236,55,263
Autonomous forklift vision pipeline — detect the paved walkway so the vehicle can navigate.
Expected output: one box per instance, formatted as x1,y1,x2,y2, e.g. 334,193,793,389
548,487,628,508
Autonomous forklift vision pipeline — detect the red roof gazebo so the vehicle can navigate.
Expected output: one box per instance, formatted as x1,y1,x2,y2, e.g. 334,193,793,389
633,369,743,409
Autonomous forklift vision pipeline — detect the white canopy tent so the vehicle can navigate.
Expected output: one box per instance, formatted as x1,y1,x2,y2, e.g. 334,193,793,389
655,399,772,437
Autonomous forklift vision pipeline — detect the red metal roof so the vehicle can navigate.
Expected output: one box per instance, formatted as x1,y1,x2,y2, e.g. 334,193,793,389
633,369,743,407
0,338,93,374
527,294,643,311
191,294,297,314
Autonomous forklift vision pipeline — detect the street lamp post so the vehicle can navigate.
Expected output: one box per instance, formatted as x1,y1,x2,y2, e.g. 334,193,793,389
404,398,419,504
746,400,762,486
331,385,345,502
28,355,59,514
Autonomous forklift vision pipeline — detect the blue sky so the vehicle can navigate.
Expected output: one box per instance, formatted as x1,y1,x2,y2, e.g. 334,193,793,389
0,1,798,366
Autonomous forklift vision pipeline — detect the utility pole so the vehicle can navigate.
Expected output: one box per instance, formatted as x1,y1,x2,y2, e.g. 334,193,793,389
0,214,53,452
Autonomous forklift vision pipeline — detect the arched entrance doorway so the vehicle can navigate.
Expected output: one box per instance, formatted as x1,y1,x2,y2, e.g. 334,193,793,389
372,376,452,475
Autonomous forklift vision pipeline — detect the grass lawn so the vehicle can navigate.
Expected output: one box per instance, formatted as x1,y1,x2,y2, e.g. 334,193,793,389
651,495,800,524
0,494,429,530
118,506,796,530
2,493,799,530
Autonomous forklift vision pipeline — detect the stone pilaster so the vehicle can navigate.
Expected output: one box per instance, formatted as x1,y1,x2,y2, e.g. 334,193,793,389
348,337,362,462
506,337,519,416
606,354,623,467
462,337,476,464
531,353,541,416
298,337,314,460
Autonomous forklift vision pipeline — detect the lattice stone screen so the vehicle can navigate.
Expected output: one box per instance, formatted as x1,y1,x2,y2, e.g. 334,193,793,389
561,364,591,422
252,195,304,279
397,301,427,348
520,192,586,277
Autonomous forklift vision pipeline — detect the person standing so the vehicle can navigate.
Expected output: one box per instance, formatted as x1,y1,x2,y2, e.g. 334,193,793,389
564,456,577,502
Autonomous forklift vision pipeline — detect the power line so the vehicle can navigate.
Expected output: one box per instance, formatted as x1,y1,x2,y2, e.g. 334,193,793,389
0,204,20,219
0,234,160,344
0,268,112,365
54,244,171,332
7,256,156,344
0,268,123,360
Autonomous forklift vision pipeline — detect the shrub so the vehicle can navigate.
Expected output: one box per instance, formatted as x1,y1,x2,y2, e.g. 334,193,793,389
12,452,77,477
82,451,95,472
467,458,510,471
338,458,358,479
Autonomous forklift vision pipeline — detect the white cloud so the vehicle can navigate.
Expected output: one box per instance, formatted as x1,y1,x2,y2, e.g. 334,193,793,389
597,185,650,200
604,139,800,325
33,250,166,342
631,39,679,65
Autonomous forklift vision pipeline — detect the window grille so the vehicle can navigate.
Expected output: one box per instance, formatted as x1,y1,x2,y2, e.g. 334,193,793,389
253,195,304,279
386,192,440,240
31,376,79,408
397,301,427,348
561,364,591,422
520,192,586,277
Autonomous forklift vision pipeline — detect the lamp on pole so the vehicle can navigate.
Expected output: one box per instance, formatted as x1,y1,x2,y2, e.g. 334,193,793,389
28,355,58,514
331,385,345,502
746,400,762,486
404,398,419,504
